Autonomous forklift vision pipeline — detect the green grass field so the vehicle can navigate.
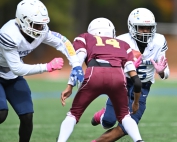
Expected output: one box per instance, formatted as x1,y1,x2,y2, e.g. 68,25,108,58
0,79,177,142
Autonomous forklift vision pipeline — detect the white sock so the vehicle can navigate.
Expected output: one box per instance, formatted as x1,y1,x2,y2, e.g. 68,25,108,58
57,116,76,142
100,114,104,128
122,115,142,142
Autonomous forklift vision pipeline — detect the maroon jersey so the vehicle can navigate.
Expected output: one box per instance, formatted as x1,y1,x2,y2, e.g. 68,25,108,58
73,33,134,67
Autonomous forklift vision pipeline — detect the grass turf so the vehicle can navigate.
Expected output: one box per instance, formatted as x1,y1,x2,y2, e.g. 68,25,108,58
0,79,176,142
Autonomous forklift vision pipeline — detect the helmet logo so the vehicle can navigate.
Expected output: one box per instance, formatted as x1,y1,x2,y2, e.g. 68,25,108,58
144,21,150,23
43,19,49,21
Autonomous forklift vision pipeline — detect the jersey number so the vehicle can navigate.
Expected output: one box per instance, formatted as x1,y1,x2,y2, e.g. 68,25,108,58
137,66,147,80
94,36,120,48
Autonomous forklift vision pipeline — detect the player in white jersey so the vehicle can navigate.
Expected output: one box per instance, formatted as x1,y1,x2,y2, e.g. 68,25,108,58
0,0,84,142
91,8,169,142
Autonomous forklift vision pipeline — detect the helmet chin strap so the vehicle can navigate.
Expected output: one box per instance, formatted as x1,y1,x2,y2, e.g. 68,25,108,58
15,18,22,29
136,40,147,54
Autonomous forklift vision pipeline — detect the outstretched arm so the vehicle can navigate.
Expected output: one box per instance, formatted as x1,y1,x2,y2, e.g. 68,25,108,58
43,31,81,68
44,31,85,86
2,47,64,76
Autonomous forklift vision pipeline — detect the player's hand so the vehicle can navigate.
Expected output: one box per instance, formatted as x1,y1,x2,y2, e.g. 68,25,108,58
47,58,64,72
61,85,73,106
133,55,142,68
150,56,167,73
131,101,139,114
70,66,84,87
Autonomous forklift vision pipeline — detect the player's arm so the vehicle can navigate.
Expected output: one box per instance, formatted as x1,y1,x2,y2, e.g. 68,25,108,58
156,52,169,80
61,49,86,106
150,39,169,80
157,37,169,79
127,70,142,114
2,47,63,75
43,31,81,68
124,48,142,114
61,37,87,106
124,63,142,114
0,34,63,76
43,31,84,87
67,48,87,86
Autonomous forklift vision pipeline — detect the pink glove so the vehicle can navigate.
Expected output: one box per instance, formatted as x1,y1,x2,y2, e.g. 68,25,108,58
47,58,64,72
150,56,167,73
133,55,142,68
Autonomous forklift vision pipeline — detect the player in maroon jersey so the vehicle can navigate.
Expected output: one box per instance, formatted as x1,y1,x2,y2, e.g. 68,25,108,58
56,18,144,142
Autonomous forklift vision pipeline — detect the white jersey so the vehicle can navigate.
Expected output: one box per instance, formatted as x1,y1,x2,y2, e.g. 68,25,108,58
0,19,80,79
117,33,170,83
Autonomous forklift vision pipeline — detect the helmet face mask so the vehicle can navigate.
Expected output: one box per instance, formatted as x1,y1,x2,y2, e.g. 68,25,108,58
128,8,157,43
134,25,156,43
25,20,48,38
16,0,50,39
87,17,116,38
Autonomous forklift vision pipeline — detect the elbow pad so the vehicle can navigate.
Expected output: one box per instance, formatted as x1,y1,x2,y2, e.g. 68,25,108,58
130,75,142,93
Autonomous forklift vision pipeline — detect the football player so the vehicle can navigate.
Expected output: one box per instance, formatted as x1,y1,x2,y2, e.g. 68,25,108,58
0,0,83,142
91,8,169,142
56,17,144,142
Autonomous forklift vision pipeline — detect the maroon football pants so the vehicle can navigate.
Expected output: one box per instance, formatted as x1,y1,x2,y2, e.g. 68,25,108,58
70,66,129,123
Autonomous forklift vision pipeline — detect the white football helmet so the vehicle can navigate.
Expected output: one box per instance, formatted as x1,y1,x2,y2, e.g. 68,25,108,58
16,0,50,39
128,8,157,43
87,17,116,38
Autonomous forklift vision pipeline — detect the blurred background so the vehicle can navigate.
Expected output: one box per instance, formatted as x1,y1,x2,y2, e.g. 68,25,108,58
0,0,177,80
0,1,177,141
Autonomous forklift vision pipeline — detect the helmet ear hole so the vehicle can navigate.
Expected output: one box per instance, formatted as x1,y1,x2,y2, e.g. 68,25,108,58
26,18,31,24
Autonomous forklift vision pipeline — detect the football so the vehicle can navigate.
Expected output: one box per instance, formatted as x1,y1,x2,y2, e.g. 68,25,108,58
132,49,141,61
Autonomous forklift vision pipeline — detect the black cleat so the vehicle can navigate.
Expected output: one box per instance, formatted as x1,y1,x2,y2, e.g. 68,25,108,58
91,108,105,126
91,116,99,126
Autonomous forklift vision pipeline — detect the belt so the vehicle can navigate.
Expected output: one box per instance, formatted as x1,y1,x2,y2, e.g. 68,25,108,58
0,66,11,73
88,59,112,67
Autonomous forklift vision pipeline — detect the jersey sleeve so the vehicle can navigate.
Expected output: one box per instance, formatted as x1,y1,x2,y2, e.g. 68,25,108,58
158,37,169,80
124,48,136,73
0,33,17,50
123,42,136,73
2,47,47,76
161,38,168,52
42,31,80,68
73,33,87,51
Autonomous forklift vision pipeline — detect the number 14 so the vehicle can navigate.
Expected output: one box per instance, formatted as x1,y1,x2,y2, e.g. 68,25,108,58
94,36,120,48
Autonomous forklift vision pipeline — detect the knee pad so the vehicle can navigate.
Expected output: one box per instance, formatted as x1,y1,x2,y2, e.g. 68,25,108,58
0,109,8,124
